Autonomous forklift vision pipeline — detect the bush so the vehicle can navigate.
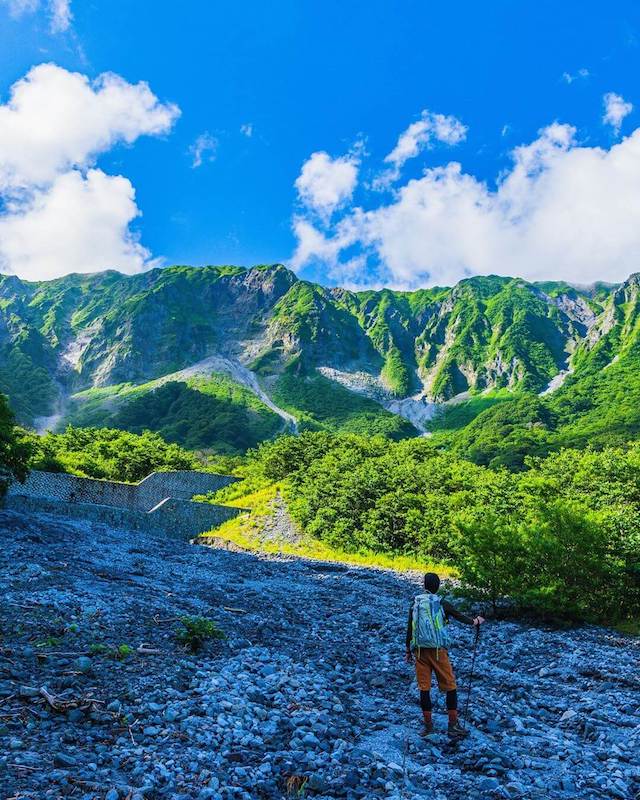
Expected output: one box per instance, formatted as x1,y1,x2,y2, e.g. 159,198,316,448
0,394,33,496
26,425,199,483
451,511,529,614
176,616,225,652
452,501,632,622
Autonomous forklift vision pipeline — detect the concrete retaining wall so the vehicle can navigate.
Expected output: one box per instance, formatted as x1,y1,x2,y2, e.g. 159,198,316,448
4,494,242,539
9,470,237,512
5,469,243,538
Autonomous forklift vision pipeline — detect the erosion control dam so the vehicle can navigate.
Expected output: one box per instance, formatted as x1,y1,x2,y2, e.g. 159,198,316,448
5,470,243,538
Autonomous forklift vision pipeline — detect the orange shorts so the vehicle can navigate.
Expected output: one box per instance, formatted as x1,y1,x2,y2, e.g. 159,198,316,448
414,647,457,692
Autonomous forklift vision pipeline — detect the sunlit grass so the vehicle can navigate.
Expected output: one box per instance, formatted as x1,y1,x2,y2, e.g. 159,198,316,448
197,482,455,577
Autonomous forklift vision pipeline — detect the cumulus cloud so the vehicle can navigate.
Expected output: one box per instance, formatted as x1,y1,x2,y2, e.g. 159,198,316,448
0,63,179,190
603,92,633,133
0,170,152,280
0,63,179,280
189,132,218,168
295,150,360,218
0,0,72,32
292,115,640,289
374,110,467,188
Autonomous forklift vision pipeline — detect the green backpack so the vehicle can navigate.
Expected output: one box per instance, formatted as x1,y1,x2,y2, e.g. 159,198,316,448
411,593,450,650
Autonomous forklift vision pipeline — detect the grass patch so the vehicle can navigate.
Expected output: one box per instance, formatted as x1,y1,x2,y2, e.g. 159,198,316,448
427,390,513,433
198,482,455,577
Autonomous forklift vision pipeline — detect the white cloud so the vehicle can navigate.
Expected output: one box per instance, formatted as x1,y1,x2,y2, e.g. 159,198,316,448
0,63,179,280
603,92,633,133
293,118,640,289
385,111,467,168
0,169,151,280
374,110,466,188
294,150,359,218
0,0,38,16
0,0,72,32
240,123,253,138
0,63,179,190
562,68,590,84
49,0,71,32
189,132,218,168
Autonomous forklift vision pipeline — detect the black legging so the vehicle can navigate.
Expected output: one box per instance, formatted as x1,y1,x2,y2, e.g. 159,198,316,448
420,689,457,711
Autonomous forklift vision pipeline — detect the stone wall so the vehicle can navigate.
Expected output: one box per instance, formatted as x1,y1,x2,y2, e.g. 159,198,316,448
136,471,236,510
9,470,237,512
4,495,241,539
5,469,243,539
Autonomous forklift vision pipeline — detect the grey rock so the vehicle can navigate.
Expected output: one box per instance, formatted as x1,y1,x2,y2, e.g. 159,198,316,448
76,656,93,673
53,752,78,768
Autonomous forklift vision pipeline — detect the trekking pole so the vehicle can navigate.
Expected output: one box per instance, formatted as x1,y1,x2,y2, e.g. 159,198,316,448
462,623,481,729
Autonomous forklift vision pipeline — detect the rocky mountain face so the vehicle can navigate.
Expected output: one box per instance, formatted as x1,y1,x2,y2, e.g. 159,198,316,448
0,264,637,444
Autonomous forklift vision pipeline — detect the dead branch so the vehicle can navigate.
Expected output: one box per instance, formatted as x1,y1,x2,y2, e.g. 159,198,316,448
137,644,161,655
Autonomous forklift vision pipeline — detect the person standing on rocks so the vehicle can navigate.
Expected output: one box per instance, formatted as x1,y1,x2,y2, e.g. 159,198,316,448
405,572,484,739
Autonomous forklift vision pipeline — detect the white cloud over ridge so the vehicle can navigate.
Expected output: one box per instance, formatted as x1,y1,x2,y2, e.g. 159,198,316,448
0,63,179,280
0,170,153,280
374,110,467,189
292,107,640,289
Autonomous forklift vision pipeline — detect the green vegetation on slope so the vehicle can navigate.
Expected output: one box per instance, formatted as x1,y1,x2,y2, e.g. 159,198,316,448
436,279,640,468
427,391,512,433
64,373,285,454
0,395,32,492
214,432,640,625
271,373,417,439
26,426,198,482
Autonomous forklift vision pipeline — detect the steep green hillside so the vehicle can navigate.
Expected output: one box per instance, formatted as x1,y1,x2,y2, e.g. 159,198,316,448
270,373,418,439
64,373,285,454
434,275,640,467
0,264,634,454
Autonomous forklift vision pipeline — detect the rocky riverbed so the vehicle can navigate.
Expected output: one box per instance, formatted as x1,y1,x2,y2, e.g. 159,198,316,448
1,508,639,800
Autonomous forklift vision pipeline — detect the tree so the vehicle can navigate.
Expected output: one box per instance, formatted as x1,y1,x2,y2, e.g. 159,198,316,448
0,394,32,495
451,511,529,614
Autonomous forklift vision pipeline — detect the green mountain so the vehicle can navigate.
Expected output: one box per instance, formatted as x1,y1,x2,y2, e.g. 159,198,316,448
1,263,637,455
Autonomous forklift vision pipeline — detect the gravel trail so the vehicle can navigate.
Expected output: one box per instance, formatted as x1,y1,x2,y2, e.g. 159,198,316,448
1,509,639,800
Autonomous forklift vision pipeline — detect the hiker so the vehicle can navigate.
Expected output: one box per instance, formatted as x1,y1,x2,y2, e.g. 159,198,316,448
405,572,484,738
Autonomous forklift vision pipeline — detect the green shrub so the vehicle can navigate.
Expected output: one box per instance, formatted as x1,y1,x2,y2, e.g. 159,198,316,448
26,425,198,482
111,644,134,660
0,394,33,496
176,616,225,652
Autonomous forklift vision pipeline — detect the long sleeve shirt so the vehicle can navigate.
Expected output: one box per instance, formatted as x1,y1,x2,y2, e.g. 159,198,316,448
405,597,475,650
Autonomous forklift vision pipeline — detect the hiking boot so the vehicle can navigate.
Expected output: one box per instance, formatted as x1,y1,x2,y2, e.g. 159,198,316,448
422,720,434,735
448,721,469,739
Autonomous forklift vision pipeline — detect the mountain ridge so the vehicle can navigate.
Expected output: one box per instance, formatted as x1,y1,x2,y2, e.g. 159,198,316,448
1,264,637,452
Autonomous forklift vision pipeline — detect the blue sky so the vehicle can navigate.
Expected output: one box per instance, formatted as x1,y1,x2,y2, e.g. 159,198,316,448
0,0,639,288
